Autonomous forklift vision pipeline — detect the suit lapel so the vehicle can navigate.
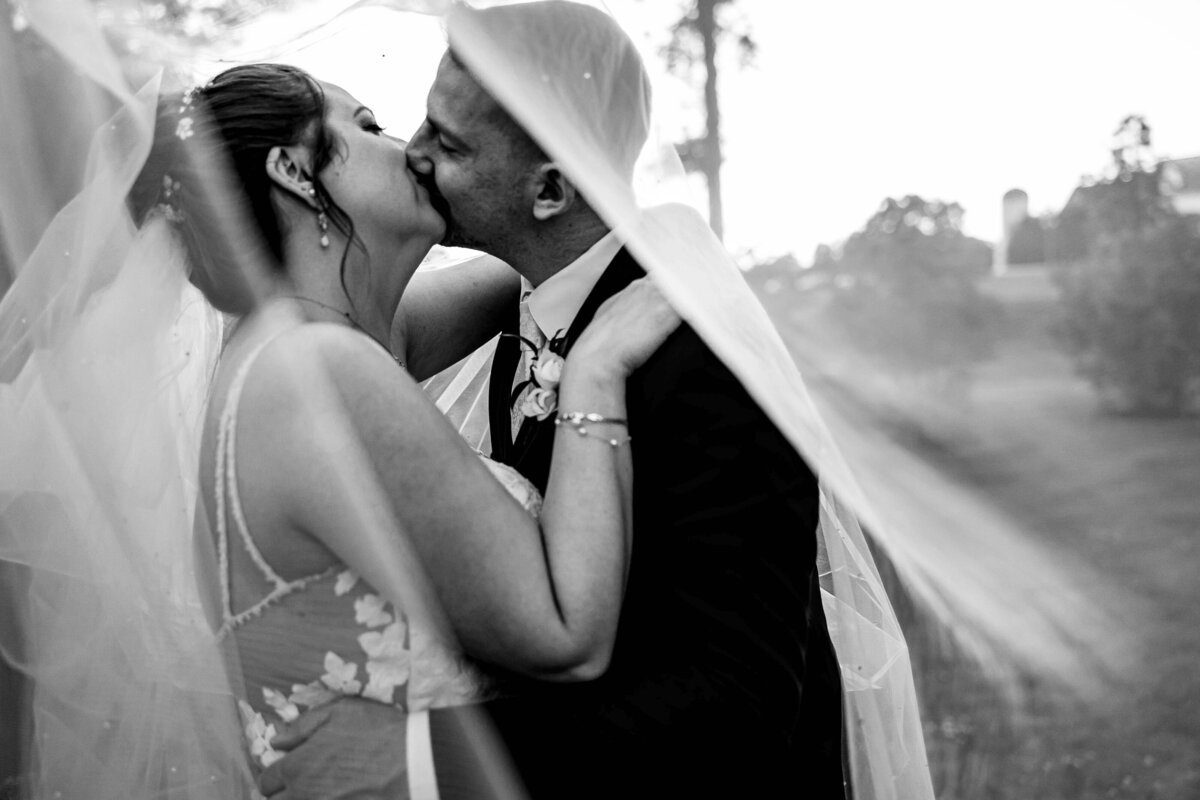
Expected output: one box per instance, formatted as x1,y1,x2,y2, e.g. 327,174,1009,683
508,248,646,487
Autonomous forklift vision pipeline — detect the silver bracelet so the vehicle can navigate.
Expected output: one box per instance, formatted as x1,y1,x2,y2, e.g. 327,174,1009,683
555,411,628,428
554,416,632,448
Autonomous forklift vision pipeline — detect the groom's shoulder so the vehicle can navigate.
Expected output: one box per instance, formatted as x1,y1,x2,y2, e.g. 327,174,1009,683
634,321,741,400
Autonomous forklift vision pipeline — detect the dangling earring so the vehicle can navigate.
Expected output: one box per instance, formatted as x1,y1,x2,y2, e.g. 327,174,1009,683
317,210,330,249
307,185,330,249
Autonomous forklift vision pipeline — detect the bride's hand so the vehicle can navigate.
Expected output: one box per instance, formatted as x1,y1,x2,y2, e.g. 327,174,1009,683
570,277,682,379
259,698,408,799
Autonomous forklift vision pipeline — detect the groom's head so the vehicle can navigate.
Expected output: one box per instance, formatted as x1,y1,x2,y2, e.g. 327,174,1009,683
406,1,650,271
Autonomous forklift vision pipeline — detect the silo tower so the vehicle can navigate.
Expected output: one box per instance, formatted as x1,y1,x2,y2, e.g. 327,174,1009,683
994,188,1030,276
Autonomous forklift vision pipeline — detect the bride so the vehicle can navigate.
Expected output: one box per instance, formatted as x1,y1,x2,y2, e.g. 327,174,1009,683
124,60,681,791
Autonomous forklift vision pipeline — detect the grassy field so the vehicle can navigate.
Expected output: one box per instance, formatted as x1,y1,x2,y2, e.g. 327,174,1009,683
760,267,1200,799
933,272,1200,800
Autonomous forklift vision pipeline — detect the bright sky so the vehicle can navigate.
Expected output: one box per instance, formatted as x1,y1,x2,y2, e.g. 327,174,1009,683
227,0,1200,265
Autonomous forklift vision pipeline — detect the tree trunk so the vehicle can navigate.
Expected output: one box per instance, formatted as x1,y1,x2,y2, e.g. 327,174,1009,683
697,0,724,241
0,564,30,798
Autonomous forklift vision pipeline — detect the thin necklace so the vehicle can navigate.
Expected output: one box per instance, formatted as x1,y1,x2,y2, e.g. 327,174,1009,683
285,295,405,369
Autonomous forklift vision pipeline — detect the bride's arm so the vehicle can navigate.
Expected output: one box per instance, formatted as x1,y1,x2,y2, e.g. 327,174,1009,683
391,254,520,381
245,280,675,681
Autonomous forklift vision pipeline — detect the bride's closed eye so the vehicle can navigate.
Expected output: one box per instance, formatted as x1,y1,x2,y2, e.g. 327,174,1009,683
354,109,386,136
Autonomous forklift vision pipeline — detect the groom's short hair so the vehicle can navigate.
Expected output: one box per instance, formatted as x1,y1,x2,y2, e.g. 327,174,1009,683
446,1,652,181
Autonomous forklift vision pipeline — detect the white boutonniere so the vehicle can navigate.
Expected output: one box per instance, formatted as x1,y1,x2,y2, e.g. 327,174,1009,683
508,330,567,420
530,349,564,391
519,385,558,421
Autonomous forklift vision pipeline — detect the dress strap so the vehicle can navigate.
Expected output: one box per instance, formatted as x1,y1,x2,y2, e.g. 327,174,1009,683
214,333,334,636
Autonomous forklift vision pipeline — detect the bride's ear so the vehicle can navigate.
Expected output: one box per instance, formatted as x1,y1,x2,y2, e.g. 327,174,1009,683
531,163,577,221
264,145,320,210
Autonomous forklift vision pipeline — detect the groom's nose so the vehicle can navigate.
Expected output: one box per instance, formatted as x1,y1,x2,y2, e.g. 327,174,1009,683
406,121,434,176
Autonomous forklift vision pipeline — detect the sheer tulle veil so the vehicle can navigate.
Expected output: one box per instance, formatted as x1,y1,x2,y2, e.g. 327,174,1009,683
1,1,1150,798
0,3,251,794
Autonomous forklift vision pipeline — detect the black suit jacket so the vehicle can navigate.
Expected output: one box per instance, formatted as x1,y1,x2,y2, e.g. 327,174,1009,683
430,248,846,799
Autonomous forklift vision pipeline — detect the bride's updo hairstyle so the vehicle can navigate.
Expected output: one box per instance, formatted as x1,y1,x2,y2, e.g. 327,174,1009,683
128,64,354,313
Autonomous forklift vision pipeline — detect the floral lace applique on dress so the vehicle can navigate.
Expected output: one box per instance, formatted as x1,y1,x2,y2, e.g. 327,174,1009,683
213,337,544,770
233,568,487,770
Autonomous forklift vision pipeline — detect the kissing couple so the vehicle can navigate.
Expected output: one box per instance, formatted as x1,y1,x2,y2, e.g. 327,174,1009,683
4,1,863,798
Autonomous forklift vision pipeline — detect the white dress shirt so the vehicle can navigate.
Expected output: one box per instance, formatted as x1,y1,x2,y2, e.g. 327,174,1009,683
524,229,623,341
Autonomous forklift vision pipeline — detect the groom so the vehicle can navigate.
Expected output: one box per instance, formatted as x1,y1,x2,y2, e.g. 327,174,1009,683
265,2,845,797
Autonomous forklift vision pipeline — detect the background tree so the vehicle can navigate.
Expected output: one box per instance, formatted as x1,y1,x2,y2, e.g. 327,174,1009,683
814,195,999,395
1055,117,1200,415
101,0,281,46
660,0,756,242
1048,115,1175,264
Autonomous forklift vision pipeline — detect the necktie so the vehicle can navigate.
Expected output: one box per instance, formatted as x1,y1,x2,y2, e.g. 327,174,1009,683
511,290,547,439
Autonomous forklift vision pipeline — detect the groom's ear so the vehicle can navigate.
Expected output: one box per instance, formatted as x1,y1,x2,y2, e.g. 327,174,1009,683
265,145,321,210
530,163,577,221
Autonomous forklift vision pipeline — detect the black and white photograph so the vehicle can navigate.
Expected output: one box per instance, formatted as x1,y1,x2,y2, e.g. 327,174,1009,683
2,1,1198,798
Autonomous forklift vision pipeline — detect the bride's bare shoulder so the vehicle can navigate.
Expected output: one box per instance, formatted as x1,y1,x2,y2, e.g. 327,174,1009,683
221,318,447,496
250,322,415,388
226,321,429,444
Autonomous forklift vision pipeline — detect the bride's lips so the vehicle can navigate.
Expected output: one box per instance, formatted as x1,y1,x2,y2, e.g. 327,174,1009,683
412,173,429,201
414,170,452,223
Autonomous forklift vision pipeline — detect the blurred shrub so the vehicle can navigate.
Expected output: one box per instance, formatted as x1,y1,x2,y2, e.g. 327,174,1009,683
1057,214,1200,415
1054,116,1200,415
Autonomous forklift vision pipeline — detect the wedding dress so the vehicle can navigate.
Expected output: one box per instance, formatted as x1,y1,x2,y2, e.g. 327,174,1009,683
209,330,542,772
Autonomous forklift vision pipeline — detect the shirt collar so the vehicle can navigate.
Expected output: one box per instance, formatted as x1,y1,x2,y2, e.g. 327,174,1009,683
525,229,623,340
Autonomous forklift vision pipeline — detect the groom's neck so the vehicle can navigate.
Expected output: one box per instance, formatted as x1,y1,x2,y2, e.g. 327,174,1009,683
511,215,610,288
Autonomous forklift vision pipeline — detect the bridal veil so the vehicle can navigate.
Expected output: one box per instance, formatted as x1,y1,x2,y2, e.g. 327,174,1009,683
0,2,251,795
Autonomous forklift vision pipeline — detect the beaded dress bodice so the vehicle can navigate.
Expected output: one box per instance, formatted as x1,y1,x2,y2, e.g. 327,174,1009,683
210,334,542,769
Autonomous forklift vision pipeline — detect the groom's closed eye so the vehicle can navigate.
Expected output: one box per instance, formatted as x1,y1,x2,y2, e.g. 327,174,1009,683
432,130,462,155
423,117,468,156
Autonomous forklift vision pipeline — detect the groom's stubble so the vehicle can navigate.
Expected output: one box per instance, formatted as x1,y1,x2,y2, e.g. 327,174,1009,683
406,53,545,263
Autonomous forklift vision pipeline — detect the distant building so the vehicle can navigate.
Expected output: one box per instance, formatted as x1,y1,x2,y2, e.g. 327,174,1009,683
1051,181,1108,264
1000,154,1200,271
994,188,1047,275
1162,155,1200,216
